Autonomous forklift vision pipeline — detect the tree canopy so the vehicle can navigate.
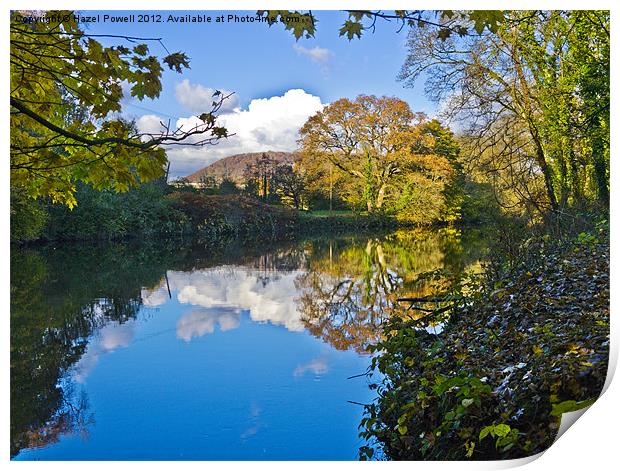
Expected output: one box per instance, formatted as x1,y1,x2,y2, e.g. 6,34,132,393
299,95,458,221
10,10,231,207
399,10,609,213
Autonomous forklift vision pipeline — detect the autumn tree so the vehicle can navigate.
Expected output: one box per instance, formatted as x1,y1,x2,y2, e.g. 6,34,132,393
299,95,457,221
10,10,231,207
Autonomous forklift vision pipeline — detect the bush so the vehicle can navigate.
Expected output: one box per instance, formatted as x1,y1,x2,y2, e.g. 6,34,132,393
168,193,298,239
10,187,48,243
43,182,185,241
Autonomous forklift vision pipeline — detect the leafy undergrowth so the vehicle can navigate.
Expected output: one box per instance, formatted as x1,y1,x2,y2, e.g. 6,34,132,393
169,193,298,240
359,223,609,460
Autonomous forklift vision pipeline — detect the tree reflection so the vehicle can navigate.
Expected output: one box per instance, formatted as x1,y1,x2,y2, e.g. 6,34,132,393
10,238,308,457
10,244,169,457
296,230,488,352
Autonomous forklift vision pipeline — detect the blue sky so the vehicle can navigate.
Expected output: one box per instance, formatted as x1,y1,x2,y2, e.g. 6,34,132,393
85,11,436,178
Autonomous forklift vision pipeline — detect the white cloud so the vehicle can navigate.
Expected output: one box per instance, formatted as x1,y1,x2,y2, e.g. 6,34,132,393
175,79,239,114
135,114,165,138
292,44,333,65
136,89,326,178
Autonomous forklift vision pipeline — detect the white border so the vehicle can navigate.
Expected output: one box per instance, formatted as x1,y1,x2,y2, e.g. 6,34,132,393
3,1,618,469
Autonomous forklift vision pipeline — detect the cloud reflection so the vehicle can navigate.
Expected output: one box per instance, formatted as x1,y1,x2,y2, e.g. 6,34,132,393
293,356,329,377
142,268,304,333
176,307,242,342
73,321,136,383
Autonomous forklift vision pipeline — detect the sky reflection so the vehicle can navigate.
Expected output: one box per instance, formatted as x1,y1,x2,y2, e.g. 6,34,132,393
142,267,305,333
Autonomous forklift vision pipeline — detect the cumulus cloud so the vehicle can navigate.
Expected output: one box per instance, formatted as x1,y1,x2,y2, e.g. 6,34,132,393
175,79,239,114
135,114,165,136
136,89,326,178
142,266,305,332
292,44,333,65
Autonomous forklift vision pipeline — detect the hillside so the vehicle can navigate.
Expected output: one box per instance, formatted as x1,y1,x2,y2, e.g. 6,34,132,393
184,151,300,184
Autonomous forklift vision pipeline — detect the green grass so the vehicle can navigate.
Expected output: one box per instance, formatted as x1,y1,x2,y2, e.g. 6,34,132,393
299,210,365,218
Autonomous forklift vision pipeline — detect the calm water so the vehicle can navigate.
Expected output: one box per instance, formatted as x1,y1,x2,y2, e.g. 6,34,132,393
11,228,488,460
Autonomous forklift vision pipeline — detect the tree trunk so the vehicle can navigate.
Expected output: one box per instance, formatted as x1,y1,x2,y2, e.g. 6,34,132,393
376,184,387,209
592,138,609,206
529,124,559,210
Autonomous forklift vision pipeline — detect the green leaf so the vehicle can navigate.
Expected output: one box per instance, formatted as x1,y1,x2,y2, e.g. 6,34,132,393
551,398,597,417
339,20,363,40
479,426,493,441
465,440,475,458
493,424,511,438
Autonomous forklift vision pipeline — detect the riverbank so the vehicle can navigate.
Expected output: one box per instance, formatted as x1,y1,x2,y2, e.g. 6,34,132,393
13,184,455,245
359,215,610,460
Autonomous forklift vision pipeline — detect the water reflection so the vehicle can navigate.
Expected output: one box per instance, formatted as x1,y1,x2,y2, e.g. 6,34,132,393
176,308,242,342
10,229,488,459
144,268,305,333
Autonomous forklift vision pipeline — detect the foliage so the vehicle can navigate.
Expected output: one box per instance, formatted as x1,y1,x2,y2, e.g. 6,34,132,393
218,177,241,195
399,10,610,213
242,153,281,204
10,10,230,207
10,187,48,242
299,96,459,221
359,221,609,459
271,164,308,209
168,193,298,240
42,182,185,241
258,10,506,42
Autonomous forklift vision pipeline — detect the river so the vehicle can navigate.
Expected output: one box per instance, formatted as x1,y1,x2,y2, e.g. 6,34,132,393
11,227,488,460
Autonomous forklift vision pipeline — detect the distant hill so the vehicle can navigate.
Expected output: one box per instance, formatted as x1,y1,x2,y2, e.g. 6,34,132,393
184,151,300,184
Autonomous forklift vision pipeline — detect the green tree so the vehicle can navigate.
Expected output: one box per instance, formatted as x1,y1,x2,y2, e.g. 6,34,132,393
243,153,279,203
272,164,307,209
398,10,610,212
10,10,231,207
